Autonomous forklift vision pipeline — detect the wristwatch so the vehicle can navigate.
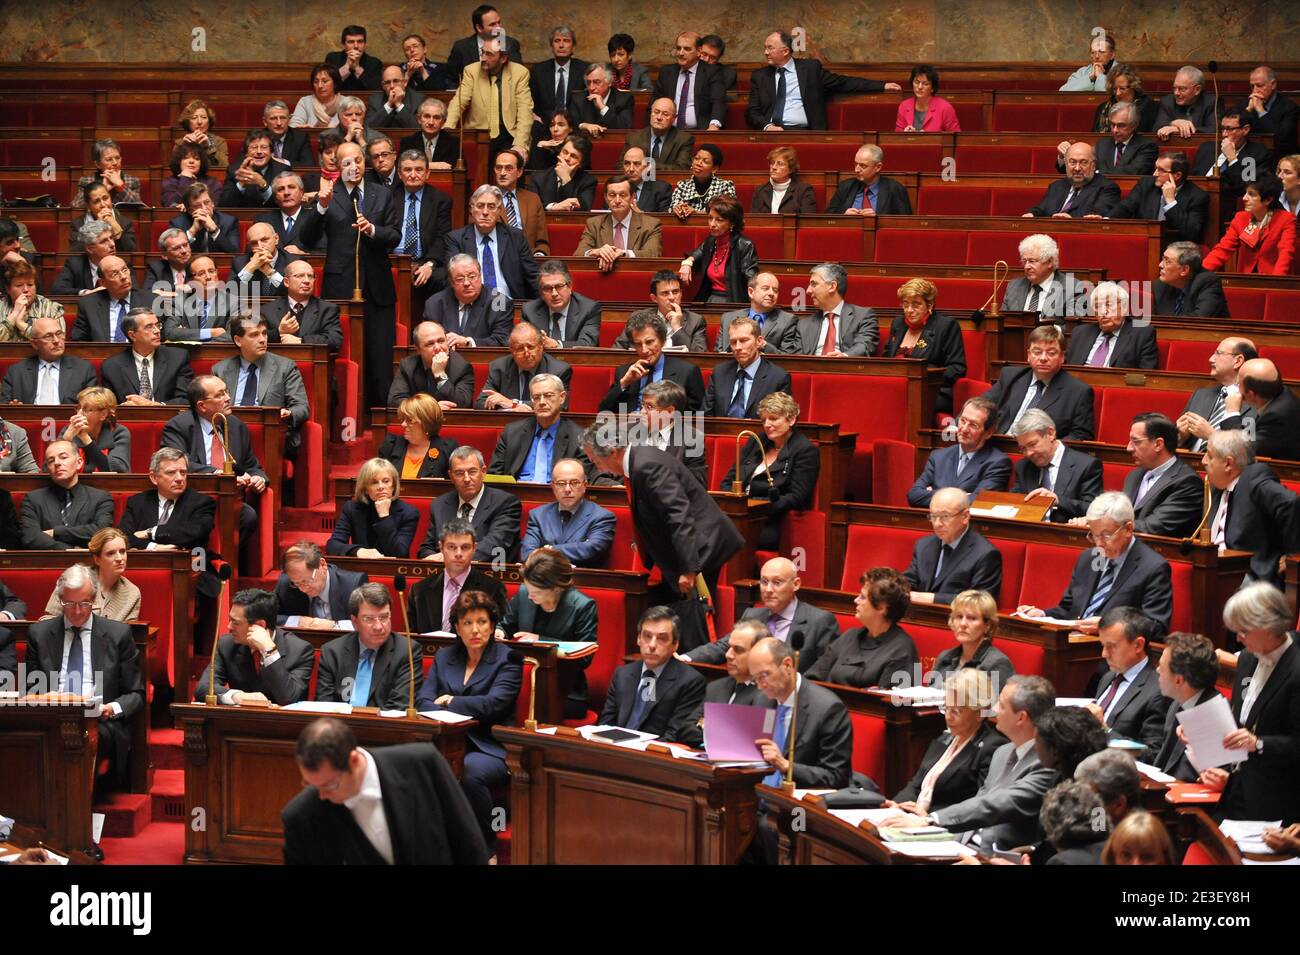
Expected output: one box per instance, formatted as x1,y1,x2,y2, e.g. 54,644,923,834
1254,737,1264,755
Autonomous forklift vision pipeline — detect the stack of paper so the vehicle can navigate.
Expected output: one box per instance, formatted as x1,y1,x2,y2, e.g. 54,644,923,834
1220,819,1283,854
418,709,473,724
1177,696,1249,771
281,701,353,714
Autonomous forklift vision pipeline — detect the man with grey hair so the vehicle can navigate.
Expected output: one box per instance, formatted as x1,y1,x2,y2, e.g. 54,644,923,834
19,439,114,549
1018,494,1172,636
366,65,423,129
52,218,116,294
257,170,321,253
1203,428,1299,590
1075,748,1142,825
447,33,533,158
826,144,911,214
1056,101,1156,176
530,25,588,123
1059,31,1117,92
1155,65,1218,139
1009,407,1103,522
0,315,98,404
1000,233,1087,319
1026,141,1120,218
1064,281,1159,368
418,446,521,563
569,62,633,135
637,378,707,485
746,30,898,131
488,372,593,482
364,134,400,190
794,262,878,356
445,183,539,300
146,226,192,292
523,259,602,348
263,99,314,167
477,319,571,410
424,253,515,349
316,582,424,709
718,271,798,353
398,97,458,169
1242,64,1298,157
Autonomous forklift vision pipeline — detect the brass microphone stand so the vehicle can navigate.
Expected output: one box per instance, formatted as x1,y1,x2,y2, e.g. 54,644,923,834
979,260,1010,316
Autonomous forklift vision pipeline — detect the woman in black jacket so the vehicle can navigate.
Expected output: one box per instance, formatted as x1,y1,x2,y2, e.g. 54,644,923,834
528,133,597,211
679,195,759,303
720,391,819,550
1091,63,1158,133
376,393,459,479
750,146,818,214
883,277,967,418
327,457,420,558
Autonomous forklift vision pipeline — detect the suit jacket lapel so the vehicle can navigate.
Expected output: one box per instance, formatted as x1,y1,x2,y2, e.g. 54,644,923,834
1245,643,1295,727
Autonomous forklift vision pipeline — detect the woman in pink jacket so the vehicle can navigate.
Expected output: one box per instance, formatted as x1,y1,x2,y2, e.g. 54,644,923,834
896,65,962,132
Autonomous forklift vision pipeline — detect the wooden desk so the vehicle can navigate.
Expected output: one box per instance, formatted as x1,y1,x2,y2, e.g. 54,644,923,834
972,489,1051,523
0,701,99,856
498,724,767,864
171,702,472,864
0,822,98,865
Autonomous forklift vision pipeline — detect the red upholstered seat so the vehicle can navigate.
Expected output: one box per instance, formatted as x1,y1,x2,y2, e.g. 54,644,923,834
1169,561,1194,634
848,709,887,785
875,229,967,265
952,147,1027,174
1059,235,1149,281
871,438,917,507
909,623,956,677
807,374,909,499
994,637,1044,678
777,510,827,589
795,227,863,262
916,186,993,216
569,267,654,302
827,102,899,131
1261,345,1300,379
841,523,926,591
1225,287,1265,321
515,659,535,725
1262,289,1300,323
549,223,584,256
1015,542,1079,609
962,329,988,381
988,189,1048,217
988,538,1026,610
1102,461,1137,492
0,173,70,205
568,364,613,414
879,144,945,174
1163,340,1210,373
953,377,992,413
1097,388,1188,444
746,226,785,260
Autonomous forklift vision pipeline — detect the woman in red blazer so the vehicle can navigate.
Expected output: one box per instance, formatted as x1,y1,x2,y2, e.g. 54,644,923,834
895,65,962,132
1203,173,1296,275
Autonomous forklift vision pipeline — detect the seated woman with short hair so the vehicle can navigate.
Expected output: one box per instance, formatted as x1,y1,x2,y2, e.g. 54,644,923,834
377,393,459,479
806,567,919,688
41,528,141,622
65,386,130,474
927,589,1015,688
327,457,419,558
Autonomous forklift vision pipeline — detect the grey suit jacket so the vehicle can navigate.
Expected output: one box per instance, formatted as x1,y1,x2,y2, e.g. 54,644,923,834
521,292,602,347
161,286,243,342
685,599,840,673
19,482,114,549
1122,459,1204,538
784,678,854,789
794,304,878,356
933,741,1059,849
0,421,38,473
1,355,99,404
1000,273,1089,320
716,308,800,353
212,352,310,432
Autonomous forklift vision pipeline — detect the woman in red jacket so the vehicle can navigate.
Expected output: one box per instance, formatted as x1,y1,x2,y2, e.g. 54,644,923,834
895,65,962,132
1203,173,1295,275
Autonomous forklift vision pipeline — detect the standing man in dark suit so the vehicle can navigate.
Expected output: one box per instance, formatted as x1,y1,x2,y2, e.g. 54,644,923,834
1122,412,1204,538
654,32,727,131
717,272,799,354
1204,431,1299,591
611,271,707,351
523,259,601,348
1153,632,1222,781
600,312,705,413
747,30,897,131
681,620,774,747
1193,108,1274,228
908,396,1012,507
794,262,878,356
582,426,744,649
285,717,488,864
568,64,633,136
316,584,423,709
624,99,695,170
476,320,572,410
194,588,314,705
446,5,523,82
1009,408,1104,522
826,144,912,215
904,488,1003,606
170,182,239,254
18,440,113,550
487,374,592,482
389,320,475,408
999,234,1088,321
298,140,401,409
71,255,153,342
1025,142,1121,218
1242,65,1299,157
25,565,143,797
635,380,708,486
273,541,369,628
600,606,707,738
701,315,792,417
424,254,515,349
1065,282,1159,369
984,325,1095,440
417,446,522,562
399,99,460,169
367,67,423,129
258,172,323,253
444,185,540,300
1234,358,1300,460
1176,336,1257,452
685,556,841,673
1056,101,1156,176
410,518,508,633
530,26,588,126
262,260,343,351
323,25,383,91
1109,152,1208,245
1,315,98,404
393,149,453,316
1086,607,1172,751
1153,241,1230,317
262,100,315,167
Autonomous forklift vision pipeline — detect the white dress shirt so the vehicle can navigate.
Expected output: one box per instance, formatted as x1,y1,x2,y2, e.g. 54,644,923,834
344,748,395,864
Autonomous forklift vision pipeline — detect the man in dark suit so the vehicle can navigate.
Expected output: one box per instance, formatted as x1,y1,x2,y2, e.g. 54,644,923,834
285,717,488,864
624,99,696,170
1193,108,1274,227
701,315,792,417
1242,65,1299,157
826,144,912,215
424,255,515,349
999,233,1089,321
410,518,508,633
523,259,601,347
26,566,143,798
0,575,26,622
1123,412,1204,538
258,172,323,253
1234,358,1300,460
521,458,616,567
161,255,241,342
1087,607,1172,751
51,220,116,294
1026,142,1120,218
18,440,113,550
600,312,705,413
1065,282,1158,369
170,182,239,254
399,99,460,169
274,541,369,628
393,149,453,312
600,606,707,739
1204,431,1300,591
904,488,1003,605
145,227,194,293
747,31,896,131
1021,492,1174,637
1057,101,1156,176
1155,66,1218,138
794,262,879,356
298,141,401,409
71,254,153,342
583,428,744,650
681,621,774,747
568,63,633,135
324,25,383,91
219,129,282,208
1109,152,1209,245
1177,336,1257,452
262,260,343,351
417,446,521,562
717,272,799,354
908,396,1013,507
699,35,737,91
685,556,841,673
446,5,523,81
1154,241,1230,317
316,583,423,709
612,271,707,351
476,321,572,410
653,32,727,130
529,25,588,122
635,380,708,486
1009,408,1104,522
1,315,97,404
488,373,592,482
1153,632,1222,781
194,588,314,705
445,185,539,300
390,320,475,408
366,66,423,129
230,222,298,300
984,325,1096,440
363,135,401,192
263,100,316,168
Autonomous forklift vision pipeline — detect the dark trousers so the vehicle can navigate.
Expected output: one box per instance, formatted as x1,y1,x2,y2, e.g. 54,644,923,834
647,562,724,653
364,301,397,412
461,749,509,852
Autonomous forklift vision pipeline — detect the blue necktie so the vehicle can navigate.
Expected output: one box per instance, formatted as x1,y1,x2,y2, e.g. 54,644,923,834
112,301,127,343
529,429,552,483
351,648,375,706
1084,560,1117,617
404,193,420,257
764,703,791,786
627,671,656,729
727,370,749,418
480,235,498,290
240,362,259,406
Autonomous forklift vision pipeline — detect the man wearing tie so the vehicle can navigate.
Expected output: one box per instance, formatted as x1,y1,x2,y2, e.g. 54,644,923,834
653,33,726,131
18,440,114,550
491,149,549,256
617,148,673,213
71,255,153,342
446,35,533,159
575,175,663,271
1009,408,1103,522
393,149,453,315
984,325,1096,440
1064,282,1159,369
487,374,593,482
194,587,314,706
398,99,459,170
1109,152,1209,245
716,272,798,354
476,320,572,410
624,99,695,171
410,518,508,633
1152,632,1222,781
521,459,617,567
1,315,98,404
273,540,369,629
1084,607,1172,752
444,185,540,302
522,260,602,347
825,145,912,215
600,606,707,740
1153,241,1231,317
256,172,322,254
793,262,878,356
1120,412,1204,537
145,228,194,292
700,316,792,418
1177,336,1256,451
600,313,705,413
1193,109,1274,228
1024,142,1121,218
423,254,516,350
908,396,1013,507
263,260,344,351
315,583,424,710
746,30,897,131
417,447,521,562
161,255,237,342
998,233,1089,321
903,487,1003,606
212,314,310,455
682,621,773,746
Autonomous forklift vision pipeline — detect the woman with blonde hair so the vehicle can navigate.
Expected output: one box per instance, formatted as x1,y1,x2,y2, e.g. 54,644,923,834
41,528,141,622
64,386,130,473
327,458,420,558
883,277,967,417
929,589,1015,687
1102,810,1175,864
175,99,229,169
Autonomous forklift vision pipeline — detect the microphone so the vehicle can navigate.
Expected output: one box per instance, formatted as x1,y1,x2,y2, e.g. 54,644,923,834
977,260,1010,316
210,558,234,581
1208,62,1221,177
505,649,539,730
204,559,235,705
1207,60,1219,74
783,631,805,791
1181,474,1215,554
393,573,407,592
392,573,417,718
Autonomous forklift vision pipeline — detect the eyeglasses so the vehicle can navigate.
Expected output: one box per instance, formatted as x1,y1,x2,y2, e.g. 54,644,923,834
450,468,482,479
60,600,93,610
358,613,391,626
303,771,345,792
552,479,584,489
928,511,966,524
1087,526,1128,545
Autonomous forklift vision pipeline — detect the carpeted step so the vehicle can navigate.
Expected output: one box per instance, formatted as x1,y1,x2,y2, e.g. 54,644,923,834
150,769,186,824
94,791,151,839
149,727,185,770
100,820,185,866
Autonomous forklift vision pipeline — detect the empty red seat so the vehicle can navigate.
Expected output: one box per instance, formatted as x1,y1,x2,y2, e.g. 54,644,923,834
1096,388,1188,444
876,229,967,265
994,636,1044,678
1015,542,1079,609
842,523,925,591
1163,340,1211,373
848,709,887,785
795,227,863,262
1260,345,1300,379
1262,289,1300,324
567,364,613,413
916,186,992,215
871,438,917,507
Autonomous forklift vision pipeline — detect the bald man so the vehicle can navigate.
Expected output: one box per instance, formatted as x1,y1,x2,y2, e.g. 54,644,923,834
1025,142,1121,218
232,221,299,301
903,487,1002,605
681,556,839,672
71,254,154,342
1232,358,1300,460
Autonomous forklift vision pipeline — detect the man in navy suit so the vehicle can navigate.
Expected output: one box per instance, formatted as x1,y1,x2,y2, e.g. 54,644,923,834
983,324,1096,440
521,457,616,567
1018,493,1173,637
1065,282,1159,369
71,255,154,342
475,320,571,409
826,145,912,215
530,26,589,125
1025,142,1121,218
1122,412,1204,538
170,182,239,254
219,129,283,208
1233,358,1300,461
145,227,194,292
652,32,727,130
746,31,897,131
908,396,1012,507
257,172,323,253
1009,408,1104,522
315,584,424,710
393,149,453,312
1153,241,1230,317
444,185,539,300
1203,430,1299,591
298,140,401,409
701,316,792,418
1109,152,1209,245
424,255,515,349
522,260,602,348
194,588,314,706
323,24,383,91
600,606,707,740
1085,607,1172,751
599,313,705,413
417,447,521,563
904,488,1003,606
1056,101,1156,176
274,541,369,628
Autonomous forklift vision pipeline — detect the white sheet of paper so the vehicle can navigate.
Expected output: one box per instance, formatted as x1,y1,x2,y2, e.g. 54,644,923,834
879,686,946,705
1015,611,1088,626
794,789,835,800
281,701,353,714
1219,819,1283,854
1134,761,1177,784
888,840,975,858
377,709,407,718
1177,695,1248,771
418,709,473,724
828,807,898,827
971,505,1019,518
92,812,104,844
1055,697,1097,708
535,726,559,735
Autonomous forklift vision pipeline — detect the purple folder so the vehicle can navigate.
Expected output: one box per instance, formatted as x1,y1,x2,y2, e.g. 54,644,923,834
703,702,777,761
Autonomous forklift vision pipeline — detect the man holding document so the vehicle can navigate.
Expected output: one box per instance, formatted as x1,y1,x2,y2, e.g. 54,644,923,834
682,620,772,747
